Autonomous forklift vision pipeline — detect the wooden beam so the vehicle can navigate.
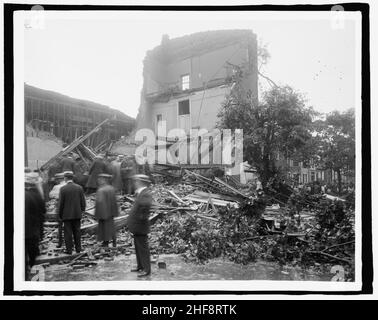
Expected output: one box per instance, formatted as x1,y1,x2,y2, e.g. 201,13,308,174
40,118,110,171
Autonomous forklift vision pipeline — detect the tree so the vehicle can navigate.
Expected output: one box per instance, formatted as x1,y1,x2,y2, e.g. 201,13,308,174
312,109,355,194
217,81,316,186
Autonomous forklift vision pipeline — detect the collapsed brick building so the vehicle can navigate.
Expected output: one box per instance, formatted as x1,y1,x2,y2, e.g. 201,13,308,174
136,30,258,135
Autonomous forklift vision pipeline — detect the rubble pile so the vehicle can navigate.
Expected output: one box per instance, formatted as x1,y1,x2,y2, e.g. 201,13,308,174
38,167,355,280
148,193,354,282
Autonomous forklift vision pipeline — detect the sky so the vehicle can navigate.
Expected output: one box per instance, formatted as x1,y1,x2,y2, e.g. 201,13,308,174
23,11,359,118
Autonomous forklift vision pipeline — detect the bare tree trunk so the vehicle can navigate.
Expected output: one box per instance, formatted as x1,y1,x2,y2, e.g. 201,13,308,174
336,168,342,196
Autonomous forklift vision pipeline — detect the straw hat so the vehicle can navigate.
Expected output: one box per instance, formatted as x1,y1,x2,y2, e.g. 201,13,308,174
132,174,151,184
63,171,74,178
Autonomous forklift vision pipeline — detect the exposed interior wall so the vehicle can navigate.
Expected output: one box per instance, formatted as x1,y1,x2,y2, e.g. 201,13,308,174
151,86,230,134
138,30,258,133
144,43,250,95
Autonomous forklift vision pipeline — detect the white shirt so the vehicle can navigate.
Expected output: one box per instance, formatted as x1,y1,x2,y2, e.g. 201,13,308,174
49,181,67,199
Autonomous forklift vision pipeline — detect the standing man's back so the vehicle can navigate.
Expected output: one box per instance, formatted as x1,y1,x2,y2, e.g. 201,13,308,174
25,178,46,279
58,171,86,254
86,155,106,194
60,155,75,173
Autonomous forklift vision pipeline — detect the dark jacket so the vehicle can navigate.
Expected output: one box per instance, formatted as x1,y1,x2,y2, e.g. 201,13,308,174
25,187,46,240
120,158,136,179
104,161,114,175
111,161,123,190
95,184,119,220
48,162,61,180
60,157,75,172
86,159,106,189
127,187,152,235
73,161,88,189
58,181,86,220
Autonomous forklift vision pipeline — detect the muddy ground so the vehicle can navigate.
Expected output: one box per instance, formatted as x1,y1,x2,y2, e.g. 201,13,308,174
44,253,333,282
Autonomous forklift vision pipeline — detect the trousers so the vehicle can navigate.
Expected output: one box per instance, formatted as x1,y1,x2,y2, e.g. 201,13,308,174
58,220,63,247
133,235,150,274
63,219,81,253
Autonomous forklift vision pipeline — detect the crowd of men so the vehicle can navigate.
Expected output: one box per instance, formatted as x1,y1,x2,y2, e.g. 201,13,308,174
43,153,152,199
24,153,154,280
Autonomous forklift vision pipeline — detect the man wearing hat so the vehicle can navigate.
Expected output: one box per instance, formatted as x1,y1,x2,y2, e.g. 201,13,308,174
127,174,152,277
86,155,106,194
25,174,46,279
60,153,76,173
49,173,66,199
120,155,137,195
57,171,86,254
47,160,62,193
111,155,123,192
25,171,45,200
94,173,119,247
49,172,66,248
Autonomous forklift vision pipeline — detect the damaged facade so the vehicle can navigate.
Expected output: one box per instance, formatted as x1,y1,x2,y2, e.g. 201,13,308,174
136,30,258,135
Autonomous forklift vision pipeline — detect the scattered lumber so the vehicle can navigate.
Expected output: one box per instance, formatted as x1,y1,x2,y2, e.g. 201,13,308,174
185,195,238,208
35,252,83,265
41,118,110,171
307,251,352,264
192,190,237,202
80,212,161,235
81,215,128,235
167,190,187,205
321,240,355,252
214,177,249,199
324,193,346,202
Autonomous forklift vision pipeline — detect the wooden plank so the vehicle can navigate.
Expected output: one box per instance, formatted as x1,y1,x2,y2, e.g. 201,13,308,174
185,195,238,208
41,118,109,171
214,177,249,199
35,252,83,265
193,190,237,202
80,143,97,160
81,211,161,235
75,146,90,168
167,190,186,205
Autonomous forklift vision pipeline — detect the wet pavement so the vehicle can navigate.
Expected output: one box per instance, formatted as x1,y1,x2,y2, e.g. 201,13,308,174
44,254,332,282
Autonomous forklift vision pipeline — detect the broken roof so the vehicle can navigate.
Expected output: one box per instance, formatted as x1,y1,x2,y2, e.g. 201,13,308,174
24,83,134,123
147,29,256,63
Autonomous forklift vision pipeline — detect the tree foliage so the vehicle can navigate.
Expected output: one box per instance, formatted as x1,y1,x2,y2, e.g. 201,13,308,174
217,81,316,185
309,109,355,192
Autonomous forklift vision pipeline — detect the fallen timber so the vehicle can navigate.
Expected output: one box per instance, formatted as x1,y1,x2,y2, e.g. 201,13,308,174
81,211,161,235
183,169,252,200
185,195,239,208
35,212,161,266
40,118,110,171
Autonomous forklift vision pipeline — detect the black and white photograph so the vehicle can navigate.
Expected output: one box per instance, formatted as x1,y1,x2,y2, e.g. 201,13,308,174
4,1,372,296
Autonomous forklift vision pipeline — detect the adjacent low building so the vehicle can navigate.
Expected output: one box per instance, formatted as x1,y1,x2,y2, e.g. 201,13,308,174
25,84,135,145
274,152,353,185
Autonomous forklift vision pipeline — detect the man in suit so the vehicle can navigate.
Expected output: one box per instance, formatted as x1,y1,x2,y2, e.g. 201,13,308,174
120,155,137,195
127,174,152,277
95,173,119,247
111,155,124,192
25,174,46,279
58,171,86,254
86,155,106,194
47,160,62,193
60,154,76,173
